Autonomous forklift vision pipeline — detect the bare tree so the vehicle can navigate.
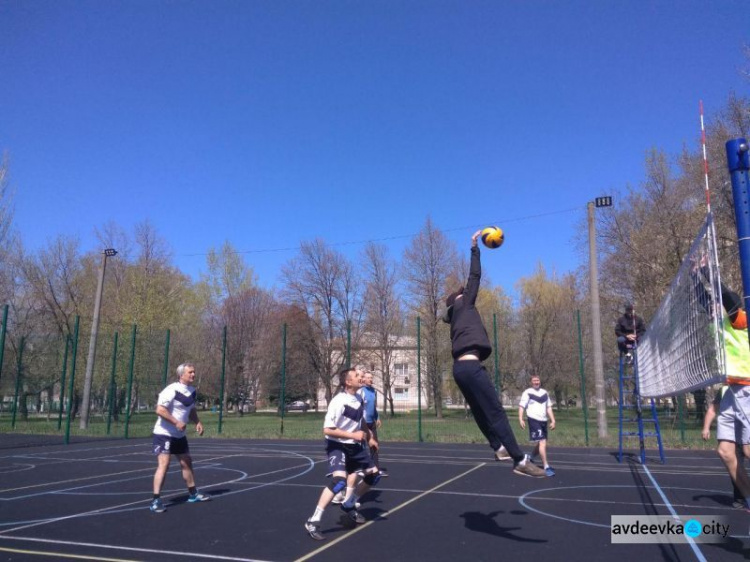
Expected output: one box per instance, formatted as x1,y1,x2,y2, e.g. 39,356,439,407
402,218,459,417
281,239,361,403
361,242,404,415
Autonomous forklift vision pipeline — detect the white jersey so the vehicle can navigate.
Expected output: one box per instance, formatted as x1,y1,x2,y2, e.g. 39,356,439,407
152,382,197,438
519,387,551,422
324,391,364,444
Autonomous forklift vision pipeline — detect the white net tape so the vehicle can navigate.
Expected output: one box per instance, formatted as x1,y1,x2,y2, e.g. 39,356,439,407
637,215,726,398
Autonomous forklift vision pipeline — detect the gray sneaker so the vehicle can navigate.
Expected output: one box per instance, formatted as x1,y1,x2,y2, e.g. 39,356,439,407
304,520,325,541
341,505,366,524
513,455,546,478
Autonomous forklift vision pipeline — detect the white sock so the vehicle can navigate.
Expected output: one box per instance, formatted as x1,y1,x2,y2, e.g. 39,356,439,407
310,506,324,523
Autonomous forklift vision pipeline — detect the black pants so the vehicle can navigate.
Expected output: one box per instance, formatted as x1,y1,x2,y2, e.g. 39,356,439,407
453,360,524,463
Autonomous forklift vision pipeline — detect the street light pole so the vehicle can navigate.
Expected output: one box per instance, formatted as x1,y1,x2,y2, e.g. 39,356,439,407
588,197,612,439
80,248,117,429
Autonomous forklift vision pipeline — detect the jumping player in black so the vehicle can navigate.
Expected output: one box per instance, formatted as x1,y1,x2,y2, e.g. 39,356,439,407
443,231,545,478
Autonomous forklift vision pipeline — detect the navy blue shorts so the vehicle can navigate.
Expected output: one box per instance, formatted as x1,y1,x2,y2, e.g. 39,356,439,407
325,440,375,475
528,418,548,442
152,434,189,455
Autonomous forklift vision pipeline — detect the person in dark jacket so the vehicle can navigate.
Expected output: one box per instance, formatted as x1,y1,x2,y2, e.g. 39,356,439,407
615,302,646,359
443,231,545,478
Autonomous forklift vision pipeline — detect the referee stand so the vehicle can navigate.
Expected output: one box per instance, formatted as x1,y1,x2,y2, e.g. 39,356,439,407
617,347,665,464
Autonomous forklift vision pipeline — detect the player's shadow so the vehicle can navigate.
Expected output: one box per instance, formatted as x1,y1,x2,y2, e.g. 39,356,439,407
691,492,738,508
459,511,547,543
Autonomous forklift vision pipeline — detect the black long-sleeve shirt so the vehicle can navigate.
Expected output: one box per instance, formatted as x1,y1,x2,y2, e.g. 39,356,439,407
450,246,492,361
614,313,646,340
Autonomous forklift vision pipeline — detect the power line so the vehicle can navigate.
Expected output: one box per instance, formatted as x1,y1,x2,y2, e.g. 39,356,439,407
179,206,581,258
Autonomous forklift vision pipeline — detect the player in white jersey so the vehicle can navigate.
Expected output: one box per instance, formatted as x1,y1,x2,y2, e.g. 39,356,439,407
518,375,556,477
304,367,380,540
149,362,211,513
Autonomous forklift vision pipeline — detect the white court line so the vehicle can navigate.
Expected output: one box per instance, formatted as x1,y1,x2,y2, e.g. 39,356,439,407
0,449,317,535
642,464,708,562
294,463,486,562
0,536,274,562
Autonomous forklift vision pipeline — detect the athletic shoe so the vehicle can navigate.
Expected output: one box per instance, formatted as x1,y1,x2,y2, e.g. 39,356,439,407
149,498,166,513
188,492,211,503
331,491,345,504
545,467,556,477
341,504,366,524
494,448,512,462
378,468,389,477
513,455,546,478
731,499,745,510
304,520,325,541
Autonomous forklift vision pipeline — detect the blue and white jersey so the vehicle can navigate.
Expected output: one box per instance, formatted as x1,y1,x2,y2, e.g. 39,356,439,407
153,382,196,438
324,391,364,444
519,387,551,422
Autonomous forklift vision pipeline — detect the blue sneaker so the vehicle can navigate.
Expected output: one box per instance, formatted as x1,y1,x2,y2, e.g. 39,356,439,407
188,491,211,503
545,467,555,477
150,498,166,513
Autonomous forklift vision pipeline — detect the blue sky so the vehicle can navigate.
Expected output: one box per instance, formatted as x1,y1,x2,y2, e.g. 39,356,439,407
1,1,747,296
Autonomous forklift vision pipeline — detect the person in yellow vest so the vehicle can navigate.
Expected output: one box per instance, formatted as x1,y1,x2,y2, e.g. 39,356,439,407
714,285,750,511
703,385,746,509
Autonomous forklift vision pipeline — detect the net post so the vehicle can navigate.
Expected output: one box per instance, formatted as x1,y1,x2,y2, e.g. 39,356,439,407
726,138,750,350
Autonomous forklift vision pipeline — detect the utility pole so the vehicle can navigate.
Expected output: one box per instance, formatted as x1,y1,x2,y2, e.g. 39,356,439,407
589,197,611,438
80,248,117,429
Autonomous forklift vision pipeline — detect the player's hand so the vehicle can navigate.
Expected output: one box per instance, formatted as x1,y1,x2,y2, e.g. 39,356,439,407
175,421,187,432
352,430,366,442
519,419,525,429
550,420,556,430
376,419,382,429
196,422,204,436
701,428,710,440
369,438,379,451
472,230,482,246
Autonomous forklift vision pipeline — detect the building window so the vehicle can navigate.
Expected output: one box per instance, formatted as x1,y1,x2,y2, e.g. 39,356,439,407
394,363,410,376
394,387,409,400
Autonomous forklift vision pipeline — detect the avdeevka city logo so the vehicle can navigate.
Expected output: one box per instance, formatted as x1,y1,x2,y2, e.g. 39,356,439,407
684,519,702,538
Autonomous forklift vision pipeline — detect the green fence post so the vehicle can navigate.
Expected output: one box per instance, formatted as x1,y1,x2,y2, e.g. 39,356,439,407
218,326,227,435
124,324,137,439
11,336,25,429
57,335,70,430
162,329,170,388
678,393,685,444
417,316,422,443
106,332,119,435
346,320,351,369
0,304,8,388
493,313,499,394
576,310,590,446
64,316,80,445
280,323,287,435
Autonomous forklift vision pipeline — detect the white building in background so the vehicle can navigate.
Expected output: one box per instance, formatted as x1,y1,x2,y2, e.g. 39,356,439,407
316,334,429,411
